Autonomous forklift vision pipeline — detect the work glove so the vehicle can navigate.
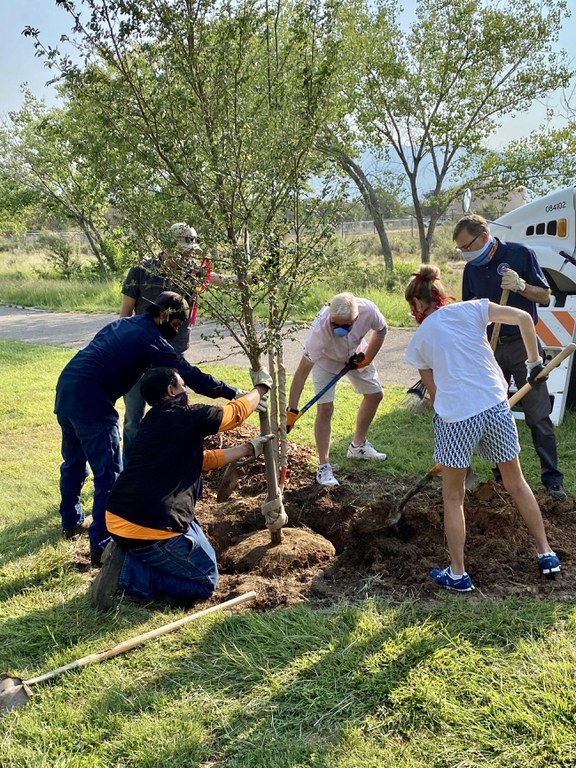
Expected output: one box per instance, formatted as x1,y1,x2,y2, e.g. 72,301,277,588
255,394,268,413
348,352,370,369
525,357,548,387
501,268,526,293
234,388,268,413
249,433,274,457
249,368,273,392
286,407,300,434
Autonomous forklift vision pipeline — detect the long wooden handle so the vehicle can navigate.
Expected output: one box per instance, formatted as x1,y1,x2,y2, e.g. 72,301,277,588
427,343,576,477
508,342,576,407
490,289,510,350
25,591,257,686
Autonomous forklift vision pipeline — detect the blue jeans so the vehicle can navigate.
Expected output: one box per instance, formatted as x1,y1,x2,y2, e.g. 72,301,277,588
57,414,122,554
122,378,146,465
118,521,218,601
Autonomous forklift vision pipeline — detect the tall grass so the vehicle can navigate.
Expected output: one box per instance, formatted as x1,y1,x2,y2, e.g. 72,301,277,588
0,228,465,320
0,248,121,313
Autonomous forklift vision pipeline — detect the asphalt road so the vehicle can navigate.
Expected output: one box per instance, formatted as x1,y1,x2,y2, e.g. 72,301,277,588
0,305,416,387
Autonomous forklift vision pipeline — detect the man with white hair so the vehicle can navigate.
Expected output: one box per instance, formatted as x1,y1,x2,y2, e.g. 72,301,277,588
119,222,240,463
287,292,388,486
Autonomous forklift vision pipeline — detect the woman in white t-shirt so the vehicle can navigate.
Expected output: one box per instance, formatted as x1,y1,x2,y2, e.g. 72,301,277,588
404,264,560,592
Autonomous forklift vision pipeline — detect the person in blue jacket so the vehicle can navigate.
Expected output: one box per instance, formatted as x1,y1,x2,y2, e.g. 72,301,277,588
456,214,566,501
54,291,240,566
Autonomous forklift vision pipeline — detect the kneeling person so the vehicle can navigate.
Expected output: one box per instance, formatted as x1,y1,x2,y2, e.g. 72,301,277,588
91,365,272,610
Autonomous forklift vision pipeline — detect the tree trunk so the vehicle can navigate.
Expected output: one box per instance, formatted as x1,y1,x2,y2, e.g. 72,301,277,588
321,147,395,270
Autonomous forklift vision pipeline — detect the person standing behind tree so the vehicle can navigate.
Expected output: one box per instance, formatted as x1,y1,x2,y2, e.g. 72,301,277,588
287,292,388,487
120,222,243,463
455,214,566,501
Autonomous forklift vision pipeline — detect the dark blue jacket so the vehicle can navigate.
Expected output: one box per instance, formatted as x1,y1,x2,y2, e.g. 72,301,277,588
55,313,237,421
462,239,550,337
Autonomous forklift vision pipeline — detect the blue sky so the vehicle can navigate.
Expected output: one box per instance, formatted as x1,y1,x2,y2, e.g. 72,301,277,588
1,0,574,149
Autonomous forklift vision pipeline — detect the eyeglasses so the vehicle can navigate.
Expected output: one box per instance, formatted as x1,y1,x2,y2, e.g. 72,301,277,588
182,236,201,244
331,321,354,331
455,233,481,252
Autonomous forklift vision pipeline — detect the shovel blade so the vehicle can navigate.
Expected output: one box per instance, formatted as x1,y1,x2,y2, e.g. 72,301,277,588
0,674,32,718
216,462,240,503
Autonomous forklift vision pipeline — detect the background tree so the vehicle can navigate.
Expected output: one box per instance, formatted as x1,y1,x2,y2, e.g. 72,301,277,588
334,0,571,262
0,91,118,273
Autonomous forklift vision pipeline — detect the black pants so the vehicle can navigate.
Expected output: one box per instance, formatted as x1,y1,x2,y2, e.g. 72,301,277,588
495,336,563,488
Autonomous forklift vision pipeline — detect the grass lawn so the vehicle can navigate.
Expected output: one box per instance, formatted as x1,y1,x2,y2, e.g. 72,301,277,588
1,340,576,767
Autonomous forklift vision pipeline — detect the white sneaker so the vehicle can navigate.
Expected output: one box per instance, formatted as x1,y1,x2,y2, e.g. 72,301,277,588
316,464,340,486
346,441,388,461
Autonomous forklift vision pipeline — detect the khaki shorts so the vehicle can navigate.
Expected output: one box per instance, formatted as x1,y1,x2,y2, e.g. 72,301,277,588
312,362,382,404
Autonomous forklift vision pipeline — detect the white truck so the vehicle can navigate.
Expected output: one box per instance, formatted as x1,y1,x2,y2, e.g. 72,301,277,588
492,187,576,424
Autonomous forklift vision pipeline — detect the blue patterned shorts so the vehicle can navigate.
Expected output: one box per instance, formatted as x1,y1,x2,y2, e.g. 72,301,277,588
433,400,520,468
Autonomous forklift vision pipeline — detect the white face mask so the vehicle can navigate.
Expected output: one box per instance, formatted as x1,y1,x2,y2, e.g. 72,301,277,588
462,236,494,265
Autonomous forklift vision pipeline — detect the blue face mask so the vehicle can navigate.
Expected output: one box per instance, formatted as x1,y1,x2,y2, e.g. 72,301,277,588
463,236,494,266
333,326,350,337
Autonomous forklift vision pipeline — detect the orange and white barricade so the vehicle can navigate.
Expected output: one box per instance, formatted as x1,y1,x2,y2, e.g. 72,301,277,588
515,296,576,426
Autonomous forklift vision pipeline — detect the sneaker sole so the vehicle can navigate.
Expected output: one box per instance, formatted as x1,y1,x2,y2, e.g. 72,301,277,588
346,455,388,461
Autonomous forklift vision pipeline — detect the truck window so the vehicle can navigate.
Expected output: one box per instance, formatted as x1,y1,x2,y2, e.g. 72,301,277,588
536,222,545,235
526,225,534,235
547,221,557,236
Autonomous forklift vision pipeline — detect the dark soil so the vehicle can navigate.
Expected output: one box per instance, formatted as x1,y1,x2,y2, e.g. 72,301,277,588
198,429,575,611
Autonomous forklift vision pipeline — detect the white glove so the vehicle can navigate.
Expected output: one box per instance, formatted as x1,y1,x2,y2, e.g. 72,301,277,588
249,433,274,457
249,368,273,392
261,497,288,531
501,268,526,293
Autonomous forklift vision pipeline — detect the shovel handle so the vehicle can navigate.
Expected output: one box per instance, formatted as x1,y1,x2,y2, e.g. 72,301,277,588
490,289,510,350
507,342,576,408
25,591,257,686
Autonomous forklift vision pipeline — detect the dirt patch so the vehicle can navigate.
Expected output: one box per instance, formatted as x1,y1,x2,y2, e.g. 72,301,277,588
197,430,575,611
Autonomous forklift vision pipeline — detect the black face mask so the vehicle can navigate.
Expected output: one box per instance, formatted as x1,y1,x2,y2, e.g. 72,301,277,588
159,321,178,340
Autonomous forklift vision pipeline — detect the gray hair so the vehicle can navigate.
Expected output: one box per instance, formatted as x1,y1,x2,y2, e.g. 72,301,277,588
452,214,490,241
329,292,358,320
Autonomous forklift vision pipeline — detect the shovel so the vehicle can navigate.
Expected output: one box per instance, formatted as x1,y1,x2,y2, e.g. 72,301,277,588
216,455,258,503
0,591,256,720
390,342,576,525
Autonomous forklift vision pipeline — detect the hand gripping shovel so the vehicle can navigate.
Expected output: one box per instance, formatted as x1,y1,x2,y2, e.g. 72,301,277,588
287,358,357,432
217,359,358,501
390,342,576,525
0,591,256,719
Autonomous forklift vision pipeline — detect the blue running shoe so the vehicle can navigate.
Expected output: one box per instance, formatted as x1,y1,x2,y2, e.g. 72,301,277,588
538,552,561,575
429,566,475,592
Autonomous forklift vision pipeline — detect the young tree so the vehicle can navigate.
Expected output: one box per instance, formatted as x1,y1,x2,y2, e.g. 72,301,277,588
336,0,571,262
28,0,352,534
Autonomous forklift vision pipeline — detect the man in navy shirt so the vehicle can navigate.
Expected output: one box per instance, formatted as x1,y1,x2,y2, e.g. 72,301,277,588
455,214,566,500
54,291,240,566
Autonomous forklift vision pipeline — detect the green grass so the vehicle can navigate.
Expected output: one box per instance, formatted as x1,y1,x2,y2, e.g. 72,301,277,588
2,339,576,766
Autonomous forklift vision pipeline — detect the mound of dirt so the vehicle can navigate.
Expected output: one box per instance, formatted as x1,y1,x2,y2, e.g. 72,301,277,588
199,430,575,610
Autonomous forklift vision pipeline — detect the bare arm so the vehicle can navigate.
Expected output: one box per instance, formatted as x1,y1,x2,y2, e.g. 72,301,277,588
419,368,436,403
288,356,314,409
363,327,387,362
488,303,540,362
120,294,137,317
519,283,551,305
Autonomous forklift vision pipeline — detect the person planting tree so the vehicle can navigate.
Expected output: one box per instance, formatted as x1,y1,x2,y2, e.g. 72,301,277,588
287,292,388,487
404,264,560,592
90,365,276,611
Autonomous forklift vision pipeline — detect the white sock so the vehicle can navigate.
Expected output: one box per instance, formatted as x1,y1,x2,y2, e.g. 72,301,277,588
448,566,465,578
538,551,556,559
